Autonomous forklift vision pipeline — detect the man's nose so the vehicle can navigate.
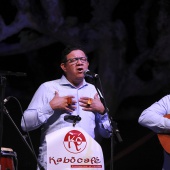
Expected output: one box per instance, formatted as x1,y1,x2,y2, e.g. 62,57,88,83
76,59,83,64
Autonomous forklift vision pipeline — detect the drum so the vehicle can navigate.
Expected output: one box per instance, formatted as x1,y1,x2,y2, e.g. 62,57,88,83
0,147,17,170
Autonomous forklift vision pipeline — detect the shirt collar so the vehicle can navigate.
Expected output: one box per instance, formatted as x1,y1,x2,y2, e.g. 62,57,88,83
59,75,88,89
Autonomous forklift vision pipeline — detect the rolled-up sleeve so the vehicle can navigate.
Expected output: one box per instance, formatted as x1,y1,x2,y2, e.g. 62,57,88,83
138,95,170,133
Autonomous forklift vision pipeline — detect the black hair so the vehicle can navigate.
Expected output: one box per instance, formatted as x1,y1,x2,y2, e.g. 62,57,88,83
60,44,86,63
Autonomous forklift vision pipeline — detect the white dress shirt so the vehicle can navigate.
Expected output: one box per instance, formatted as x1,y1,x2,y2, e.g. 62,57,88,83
21,75,111,169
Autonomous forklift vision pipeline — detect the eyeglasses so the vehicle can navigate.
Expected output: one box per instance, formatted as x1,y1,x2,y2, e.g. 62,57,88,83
64,57,87,64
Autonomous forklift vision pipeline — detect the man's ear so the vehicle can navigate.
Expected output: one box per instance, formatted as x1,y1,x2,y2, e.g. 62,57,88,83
60,63,66,72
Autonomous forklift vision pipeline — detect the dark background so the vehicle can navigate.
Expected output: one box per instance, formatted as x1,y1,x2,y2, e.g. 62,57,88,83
1,0,170,169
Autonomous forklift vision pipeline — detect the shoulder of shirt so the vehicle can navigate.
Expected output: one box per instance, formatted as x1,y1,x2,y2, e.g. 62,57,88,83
160,95,170,100
39,79,60,87
38,77,95,89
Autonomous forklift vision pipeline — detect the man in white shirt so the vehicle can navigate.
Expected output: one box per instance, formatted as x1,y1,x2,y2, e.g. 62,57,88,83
21,45,112,170
138,95,170,170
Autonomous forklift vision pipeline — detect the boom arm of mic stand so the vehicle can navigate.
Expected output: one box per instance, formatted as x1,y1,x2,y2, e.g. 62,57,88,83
3,107,45,170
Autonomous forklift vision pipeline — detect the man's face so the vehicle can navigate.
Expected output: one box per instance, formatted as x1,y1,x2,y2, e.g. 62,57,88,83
60,49,89,82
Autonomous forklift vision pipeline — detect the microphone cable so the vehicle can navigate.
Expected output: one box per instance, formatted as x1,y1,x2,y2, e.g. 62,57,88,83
3,96,45,170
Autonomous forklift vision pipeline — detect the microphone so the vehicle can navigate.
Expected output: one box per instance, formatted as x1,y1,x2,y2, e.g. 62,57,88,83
84,69,99,78
0,71,27,76
14,72,27,76
64,115,81,121
4,96,12,104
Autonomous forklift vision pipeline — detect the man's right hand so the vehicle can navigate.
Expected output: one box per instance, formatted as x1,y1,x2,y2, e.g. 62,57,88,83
49,91,76,112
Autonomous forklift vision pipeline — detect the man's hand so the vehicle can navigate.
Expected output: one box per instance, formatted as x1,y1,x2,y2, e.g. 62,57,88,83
79,93,105,114
49,91,76,112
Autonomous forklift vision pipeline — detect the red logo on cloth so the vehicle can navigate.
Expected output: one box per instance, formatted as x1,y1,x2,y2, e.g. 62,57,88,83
63,130,87,154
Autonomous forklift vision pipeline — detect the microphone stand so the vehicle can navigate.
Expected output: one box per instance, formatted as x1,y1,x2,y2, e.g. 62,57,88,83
0,71,44,170
0,75,6,158
91,75,123,170
3,107,44,170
